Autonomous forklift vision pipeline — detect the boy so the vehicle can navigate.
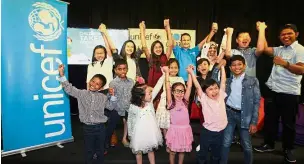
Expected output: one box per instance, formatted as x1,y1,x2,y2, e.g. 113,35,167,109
58,64,117,164
221,55,261,164
254,24,304,163
104,59,134,153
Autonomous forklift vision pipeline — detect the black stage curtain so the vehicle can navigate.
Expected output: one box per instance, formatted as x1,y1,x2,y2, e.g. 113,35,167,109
65,0,304,113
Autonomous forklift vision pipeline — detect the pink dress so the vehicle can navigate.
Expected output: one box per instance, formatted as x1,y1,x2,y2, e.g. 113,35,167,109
165,100,193,152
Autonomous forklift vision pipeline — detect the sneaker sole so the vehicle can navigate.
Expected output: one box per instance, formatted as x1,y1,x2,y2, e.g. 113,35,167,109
285,157,296,163
254,148,275,152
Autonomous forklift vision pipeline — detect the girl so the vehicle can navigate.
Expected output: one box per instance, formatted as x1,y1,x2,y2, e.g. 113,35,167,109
86,24,116,90
139,19,173,87
188,65,227,164
155,59,184,137
127,83,163,164
164,65,193,164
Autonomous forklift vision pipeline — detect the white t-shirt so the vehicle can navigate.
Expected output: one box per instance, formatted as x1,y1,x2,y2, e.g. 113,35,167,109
127,57,136,81
86,57,114,89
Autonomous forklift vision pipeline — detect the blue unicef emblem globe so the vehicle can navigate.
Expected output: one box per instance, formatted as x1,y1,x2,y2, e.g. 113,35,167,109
173,33,180,40
28,2,64,41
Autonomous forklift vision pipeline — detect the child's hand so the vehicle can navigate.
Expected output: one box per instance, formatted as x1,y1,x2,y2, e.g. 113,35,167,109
161,66,169,73
186,65,194,74
211,22,218,33
256,21,267,31
217,59,227,67
109,88,114,96
249,124,257,134
164,19,170,28
58,64,65,77
98,23,107,33
225,27,233,36
139,21,146,30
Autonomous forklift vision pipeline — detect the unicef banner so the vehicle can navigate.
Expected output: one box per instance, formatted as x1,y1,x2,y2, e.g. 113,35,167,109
1,0,73,155
129,28,196,58
67,28,128,65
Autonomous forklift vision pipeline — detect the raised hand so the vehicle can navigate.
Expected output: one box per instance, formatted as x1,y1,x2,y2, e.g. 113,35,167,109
164,19,170,28
225,27,234,36
211,22,218,33
256,21,267,31
139,21,146,30
58,64,65,77
186,65,194,74
161,66,169,73
98,23,107,33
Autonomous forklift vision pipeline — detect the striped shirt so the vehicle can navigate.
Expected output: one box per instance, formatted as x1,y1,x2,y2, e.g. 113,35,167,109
59,76,117,125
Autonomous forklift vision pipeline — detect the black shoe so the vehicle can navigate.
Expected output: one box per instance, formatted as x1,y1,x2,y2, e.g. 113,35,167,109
284,149,296,163
254,144,275,152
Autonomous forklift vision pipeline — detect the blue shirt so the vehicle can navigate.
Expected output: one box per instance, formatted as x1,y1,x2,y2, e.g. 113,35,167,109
227,73,245,110
173,45,200,81
266,41,304,95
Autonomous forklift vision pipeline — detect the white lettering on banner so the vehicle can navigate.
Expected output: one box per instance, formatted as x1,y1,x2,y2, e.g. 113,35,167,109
30,43,66,138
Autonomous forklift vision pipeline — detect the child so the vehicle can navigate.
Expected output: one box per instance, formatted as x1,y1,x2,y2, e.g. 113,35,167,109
139,19,173,87
86,23,115,90
104,59,134,152
164,66,193,164
58,64,117,164
155,59,184,137
127,83,163,164
189,63,227,164
221,55,260,164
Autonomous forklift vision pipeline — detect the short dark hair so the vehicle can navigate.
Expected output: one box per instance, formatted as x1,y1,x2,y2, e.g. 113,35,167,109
181,33,191,40
114,59,128,68
236,31,250,38
130,83,147,107
197,58,210,66
201,78,219,93
91,74,107,87
229,55,246,66
279,24,298,33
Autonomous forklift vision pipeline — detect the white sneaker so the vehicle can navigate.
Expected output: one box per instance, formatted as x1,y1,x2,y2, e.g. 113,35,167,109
196,145,200,151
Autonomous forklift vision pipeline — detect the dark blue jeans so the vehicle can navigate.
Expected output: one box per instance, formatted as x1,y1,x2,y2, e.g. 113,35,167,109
104,110,121,149
197,126,224,164
220,110,253,164
83,123,105,164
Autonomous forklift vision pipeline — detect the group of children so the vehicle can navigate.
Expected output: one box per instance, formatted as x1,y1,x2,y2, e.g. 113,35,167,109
57,19,301,164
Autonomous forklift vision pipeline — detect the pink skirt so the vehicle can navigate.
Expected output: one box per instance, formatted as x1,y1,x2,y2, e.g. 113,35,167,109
165,124,193,152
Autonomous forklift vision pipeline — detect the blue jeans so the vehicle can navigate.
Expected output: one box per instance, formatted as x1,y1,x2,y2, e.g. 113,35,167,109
197,126,224,164
104,110,121,149
83,123,105,164
220,110,253,164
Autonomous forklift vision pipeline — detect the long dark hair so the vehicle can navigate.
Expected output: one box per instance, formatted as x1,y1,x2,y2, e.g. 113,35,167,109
150,40,165,71
91,45,107,67
120,40,137,61
168,82,188,110
130,83,147,107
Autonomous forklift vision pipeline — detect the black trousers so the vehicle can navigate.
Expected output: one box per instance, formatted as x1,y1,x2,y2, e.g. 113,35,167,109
263,91,299,150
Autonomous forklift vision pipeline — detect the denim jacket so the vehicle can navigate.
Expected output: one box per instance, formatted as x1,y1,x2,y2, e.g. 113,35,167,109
225,74,261,129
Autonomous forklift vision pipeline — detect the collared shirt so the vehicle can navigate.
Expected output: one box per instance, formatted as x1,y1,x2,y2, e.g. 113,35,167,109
227,73,245,110
59,76,117,125
231,47,257,77
199,88,228,132
266,41,304,95
109,76,134,116
86,56,114,89
173,45,200,81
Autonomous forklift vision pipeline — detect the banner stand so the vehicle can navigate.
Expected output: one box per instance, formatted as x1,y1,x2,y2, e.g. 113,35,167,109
1,137,74,157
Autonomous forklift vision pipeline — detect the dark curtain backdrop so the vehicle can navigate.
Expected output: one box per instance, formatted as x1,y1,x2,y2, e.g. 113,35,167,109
65,0,304,113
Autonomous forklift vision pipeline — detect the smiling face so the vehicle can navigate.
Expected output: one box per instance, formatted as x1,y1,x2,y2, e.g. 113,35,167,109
169,61,179,76
153,42,163,55
279,28,298,46
125,42,135,56
181,35,191,49
197,61,210,76
172,84,185,101
115,64,128,79
94,48,106,61
230,60,246,77
236,32,251,48
205,84,220,100
207,45,217,61
88,77,103,91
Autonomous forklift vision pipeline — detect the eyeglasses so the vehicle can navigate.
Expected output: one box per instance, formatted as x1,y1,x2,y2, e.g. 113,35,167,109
173,89,185,94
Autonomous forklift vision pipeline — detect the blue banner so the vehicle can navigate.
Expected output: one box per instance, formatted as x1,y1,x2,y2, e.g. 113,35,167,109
1,0,72,152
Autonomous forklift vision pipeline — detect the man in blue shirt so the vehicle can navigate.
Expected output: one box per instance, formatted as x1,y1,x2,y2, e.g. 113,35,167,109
254,24,304,163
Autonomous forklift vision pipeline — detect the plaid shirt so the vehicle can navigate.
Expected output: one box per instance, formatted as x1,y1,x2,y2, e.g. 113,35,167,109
59,76,117,125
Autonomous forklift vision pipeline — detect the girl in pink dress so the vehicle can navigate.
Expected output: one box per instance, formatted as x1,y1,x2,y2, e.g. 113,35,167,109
163,66,194,164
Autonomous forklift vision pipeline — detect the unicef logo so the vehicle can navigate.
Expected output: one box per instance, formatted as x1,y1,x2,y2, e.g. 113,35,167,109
173,33,180,40
28,2,64,41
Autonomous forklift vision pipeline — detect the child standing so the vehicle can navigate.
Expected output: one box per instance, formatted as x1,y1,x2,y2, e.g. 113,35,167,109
104,59,134,152
189,63,227,164
155,59,184,136
127,83,163,164
164,66,193,164
58,64,117,164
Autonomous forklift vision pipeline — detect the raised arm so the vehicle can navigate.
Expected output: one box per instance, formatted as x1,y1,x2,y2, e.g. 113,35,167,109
263,40,274,56
58,64,82,98
220,66,226,91
152,73,165,100
139,21,151,61
98,24,117,55
198,22,218,50
255,21,267,56
164,19,173,59
164,67,172,106
188,65,203,98
184,70,192,101
224,27,233,59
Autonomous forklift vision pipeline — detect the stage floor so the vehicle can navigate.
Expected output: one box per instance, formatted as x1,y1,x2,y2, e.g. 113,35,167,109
2,115,304,164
